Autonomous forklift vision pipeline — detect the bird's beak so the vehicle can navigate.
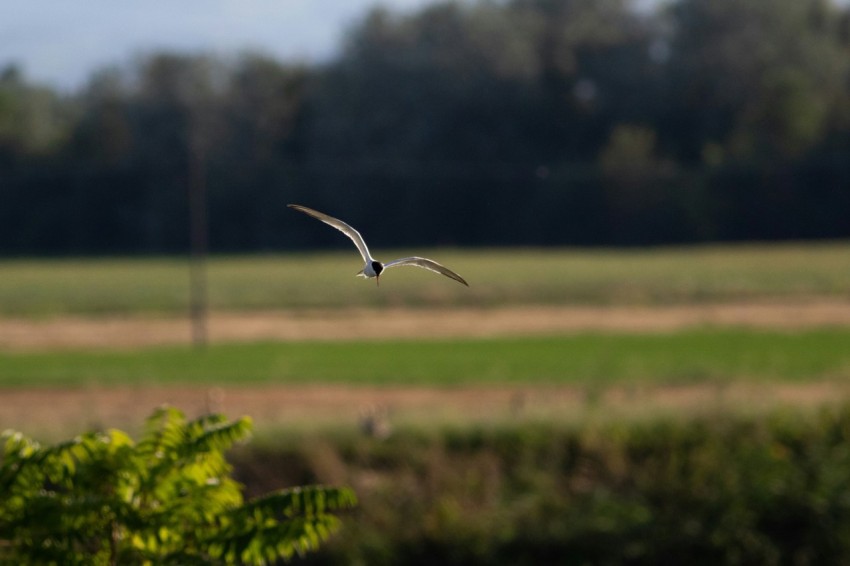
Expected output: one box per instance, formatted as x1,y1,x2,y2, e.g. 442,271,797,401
376,275,380,287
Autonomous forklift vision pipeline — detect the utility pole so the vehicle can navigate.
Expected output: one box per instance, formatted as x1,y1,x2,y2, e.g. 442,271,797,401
188,130,208,349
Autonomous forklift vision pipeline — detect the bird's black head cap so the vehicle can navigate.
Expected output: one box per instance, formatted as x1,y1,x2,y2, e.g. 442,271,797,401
372,261,383,275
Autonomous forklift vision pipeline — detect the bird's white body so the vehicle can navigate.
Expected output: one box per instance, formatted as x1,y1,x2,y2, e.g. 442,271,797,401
288,204,469,287
359,261,380,278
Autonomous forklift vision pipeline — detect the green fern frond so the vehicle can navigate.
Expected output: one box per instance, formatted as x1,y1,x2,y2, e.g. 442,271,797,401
137,406,189,463
186,416,253,456
239,486,359,519
206,514,344,565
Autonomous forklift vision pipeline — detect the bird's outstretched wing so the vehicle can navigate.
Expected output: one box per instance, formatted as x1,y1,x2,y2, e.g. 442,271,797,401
383,256,469,286
288,204,372,263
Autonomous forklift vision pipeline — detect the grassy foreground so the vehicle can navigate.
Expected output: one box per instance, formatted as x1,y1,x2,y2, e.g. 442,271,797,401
1,329,849,387
0,242,849,315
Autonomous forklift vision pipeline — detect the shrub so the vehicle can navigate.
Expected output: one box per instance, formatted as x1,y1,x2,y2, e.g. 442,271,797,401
0,407,356,565
242,408,850,565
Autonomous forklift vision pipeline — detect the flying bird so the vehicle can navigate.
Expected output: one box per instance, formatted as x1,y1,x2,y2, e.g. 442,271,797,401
288,204,469,287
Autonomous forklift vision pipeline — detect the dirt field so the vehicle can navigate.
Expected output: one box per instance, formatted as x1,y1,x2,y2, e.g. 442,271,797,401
5,381,850,441
2,300,850,351
3,301,850,438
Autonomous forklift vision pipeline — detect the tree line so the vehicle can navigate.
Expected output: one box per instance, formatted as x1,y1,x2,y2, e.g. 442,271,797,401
1,0,849,255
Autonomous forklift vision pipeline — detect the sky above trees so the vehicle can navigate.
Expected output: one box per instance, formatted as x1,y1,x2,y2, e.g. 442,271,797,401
1,0,443,91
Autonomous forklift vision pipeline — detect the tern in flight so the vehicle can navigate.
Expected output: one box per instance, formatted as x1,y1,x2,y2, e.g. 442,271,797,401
288,204,469,287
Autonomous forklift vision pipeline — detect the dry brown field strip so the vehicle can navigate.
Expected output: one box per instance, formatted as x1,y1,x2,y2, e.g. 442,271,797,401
4,381,850,441
1,300,849,351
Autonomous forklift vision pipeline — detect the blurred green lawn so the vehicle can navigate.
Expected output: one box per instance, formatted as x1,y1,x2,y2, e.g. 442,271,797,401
0,242,848,315
1,329,848,388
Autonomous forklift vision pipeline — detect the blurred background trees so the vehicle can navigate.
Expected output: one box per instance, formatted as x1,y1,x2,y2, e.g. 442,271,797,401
1,0,849,254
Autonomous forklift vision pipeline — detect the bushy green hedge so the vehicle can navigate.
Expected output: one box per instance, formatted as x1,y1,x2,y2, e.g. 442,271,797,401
236,406,850,565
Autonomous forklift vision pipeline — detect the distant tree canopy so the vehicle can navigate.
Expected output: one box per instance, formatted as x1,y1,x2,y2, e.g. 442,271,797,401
1,0,849,254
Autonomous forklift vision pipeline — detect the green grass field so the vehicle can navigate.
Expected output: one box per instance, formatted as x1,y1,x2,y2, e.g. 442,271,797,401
1,242,849,315
1,329,848,388
1,242,848,396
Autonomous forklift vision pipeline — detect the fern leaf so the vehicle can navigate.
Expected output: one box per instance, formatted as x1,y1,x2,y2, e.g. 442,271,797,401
239,486,358,520
187,417,253,456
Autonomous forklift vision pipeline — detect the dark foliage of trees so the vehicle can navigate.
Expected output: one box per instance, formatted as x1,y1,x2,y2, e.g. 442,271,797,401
1,0,849,254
